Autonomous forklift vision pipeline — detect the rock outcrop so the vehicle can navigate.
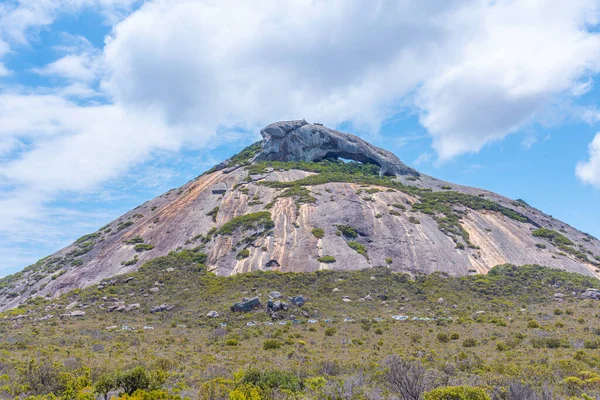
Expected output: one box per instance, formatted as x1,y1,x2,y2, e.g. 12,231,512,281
255,120,418,176
1,120,599,311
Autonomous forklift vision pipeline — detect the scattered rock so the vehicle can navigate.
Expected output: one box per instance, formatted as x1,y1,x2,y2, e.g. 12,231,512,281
290,296,306,307
332,288,341,292
149,287,160,293
302,310,309,318
581,289,600,300
66,301,78,310
166,268,175,273
63,310,86,318
364,294,373,301
206,310,219,318
150,304,173,313
125,303,140,311
437,297,446,304
270,291,282,299
231,297,261,312
451,304,458,309
124,277,134,283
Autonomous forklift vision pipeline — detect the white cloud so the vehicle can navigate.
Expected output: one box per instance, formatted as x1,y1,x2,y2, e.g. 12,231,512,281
33,53,100,82
576,133,600,188
100,0,600,160
0,62,10,77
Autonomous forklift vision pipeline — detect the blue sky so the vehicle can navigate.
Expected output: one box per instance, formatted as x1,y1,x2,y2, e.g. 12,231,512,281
0,0,600,276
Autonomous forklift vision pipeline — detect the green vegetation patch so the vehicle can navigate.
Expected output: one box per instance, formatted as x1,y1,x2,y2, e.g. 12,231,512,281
206,206,219,223
317,256,336,263
335,225,358,239
347,241,368,259
311,228,324,239
217,211,274,236
134,244,155,252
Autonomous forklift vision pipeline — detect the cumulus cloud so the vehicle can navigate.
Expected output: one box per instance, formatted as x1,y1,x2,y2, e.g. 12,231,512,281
3,0,600,271
97,0,600,159
0,62,10,77
576,133,600,188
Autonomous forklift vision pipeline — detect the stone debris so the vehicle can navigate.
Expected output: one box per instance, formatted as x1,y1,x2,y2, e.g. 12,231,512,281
581,288,600,300
150,304,173,313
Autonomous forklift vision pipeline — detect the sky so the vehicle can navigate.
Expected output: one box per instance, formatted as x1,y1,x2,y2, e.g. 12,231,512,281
0,0,600,276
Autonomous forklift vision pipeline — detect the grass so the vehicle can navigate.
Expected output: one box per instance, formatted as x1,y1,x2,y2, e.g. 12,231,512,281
3,255,600,398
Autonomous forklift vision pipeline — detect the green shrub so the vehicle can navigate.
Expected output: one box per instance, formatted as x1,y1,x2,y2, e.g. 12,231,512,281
324,328,337,337
527,320,540,329
347,242,368,259
218,212,274,236
225,339,239,347
386,258,393,264
317,256,336,263
134,244,155,252
409,216,420,224
437,333,450,343
125,236,144,244
532,228,573,246
117,221,134,231
263,339,282,350
236,249,250,259
424,385,490,400
450,333,460,340
239,368,304,393
335,225,358,238
441,185,452,190
462,338,477,347
311,228,325,239
206,207,219,222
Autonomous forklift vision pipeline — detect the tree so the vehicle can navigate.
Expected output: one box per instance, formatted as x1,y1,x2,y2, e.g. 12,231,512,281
385,356,435,400
94,372,117,400
117,367,151,396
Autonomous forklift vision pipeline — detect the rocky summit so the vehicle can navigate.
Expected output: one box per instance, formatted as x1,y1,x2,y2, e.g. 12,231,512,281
1,120,600,310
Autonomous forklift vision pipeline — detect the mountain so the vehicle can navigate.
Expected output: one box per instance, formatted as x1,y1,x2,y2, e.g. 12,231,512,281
1,119,599,311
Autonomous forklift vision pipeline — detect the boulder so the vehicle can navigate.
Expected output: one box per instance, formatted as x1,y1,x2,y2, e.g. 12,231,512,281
581,289,600,300
150,304,173,313
231,297,261,312
256,121,419,177
289,296,306,307
125,303,140,311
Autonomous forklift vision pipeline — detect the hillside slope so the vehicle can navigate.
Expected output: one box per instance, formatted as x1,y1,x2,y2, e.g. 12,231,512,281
1,120,599,310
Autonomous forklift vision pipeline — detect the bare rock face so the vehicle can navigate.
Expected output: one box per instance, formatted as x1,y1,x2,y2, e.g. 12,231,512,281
256,120,419,176
1,120,599,311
